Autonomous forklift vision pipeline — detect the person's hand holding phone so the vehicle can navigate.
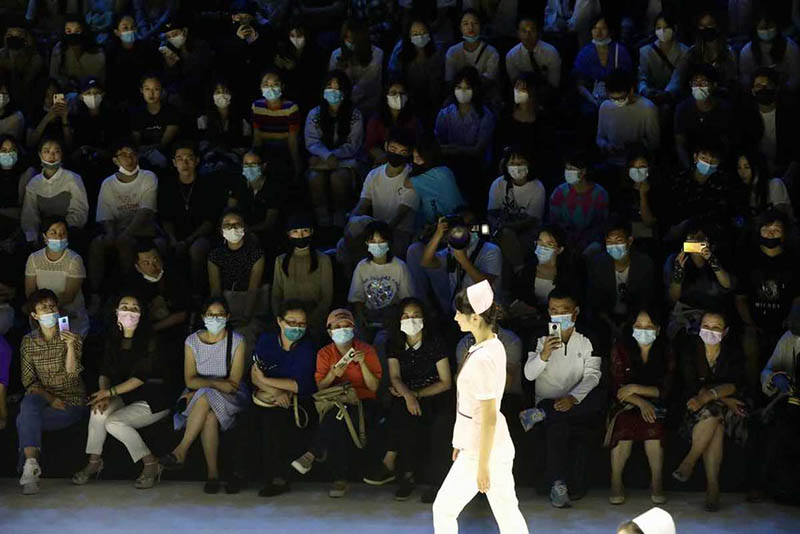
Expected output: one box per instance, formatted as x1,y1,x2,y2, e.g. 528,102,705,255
60,329,79,349
540,336,561,361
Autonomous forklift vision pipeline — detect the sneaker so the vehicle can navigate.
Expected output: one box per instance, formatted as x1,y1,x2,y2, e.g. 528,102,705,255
550,480,571,508
20,460,41,495
291,452,315,475
519,408,546,432
363,462,396,486
328,480,348,498
394,475,415,501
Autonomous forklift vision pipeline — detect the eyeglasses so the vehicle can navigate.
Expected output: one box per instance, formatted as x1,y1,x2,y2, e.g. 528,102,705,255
222,223,244,230
204,313,227,319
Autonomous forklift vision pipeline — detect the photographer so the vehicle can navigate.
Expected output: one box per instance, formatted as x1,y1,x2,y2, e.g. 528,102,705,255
420,209,502,314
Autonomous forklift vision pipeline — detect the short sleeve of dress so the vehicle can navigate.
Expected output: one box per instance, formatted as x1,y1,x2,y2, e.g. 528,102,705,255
464,350,499,401
67,251,87,278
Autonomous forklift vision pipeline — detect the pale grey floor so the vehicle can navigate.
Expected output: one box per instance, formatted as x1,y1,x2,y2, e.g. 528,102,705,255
1,479,798,533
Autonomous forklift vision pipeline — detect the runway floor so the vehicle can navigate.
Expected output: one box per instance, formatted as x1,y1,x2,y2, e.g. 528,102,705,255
1,479,799,533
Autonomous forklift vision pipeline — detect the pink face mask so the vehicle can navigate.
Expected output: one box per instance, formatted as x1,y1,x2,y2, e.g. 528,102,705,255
117,310,141,330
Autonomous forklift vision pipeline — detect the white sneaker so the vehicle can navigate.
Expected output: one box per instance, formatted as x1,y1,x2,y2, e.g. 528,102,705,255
20,460,41,494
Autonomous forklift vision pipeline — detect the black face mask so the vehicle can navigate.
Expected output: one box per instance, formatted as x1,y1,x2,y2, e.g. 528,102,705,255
64,33,82,47
6,36,25,50
386,153,409,168
754,88,776,105
760,235,782,249
290,236,311,249
699,27,718,42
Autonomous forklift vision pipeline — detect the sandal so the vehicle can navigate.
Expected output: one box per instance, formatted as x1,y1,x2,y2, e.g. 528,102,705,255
72,458,104,485
134,461,163,489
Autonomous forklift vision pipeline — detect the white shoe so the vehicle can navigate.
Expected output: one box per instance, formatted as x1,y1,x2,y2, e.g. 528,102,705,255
20,460,41,494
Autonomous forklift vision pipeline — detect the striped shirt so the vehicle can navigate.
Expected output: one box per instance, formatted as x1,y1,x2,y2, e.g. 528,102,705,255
251,98,300,149
21,330,85,407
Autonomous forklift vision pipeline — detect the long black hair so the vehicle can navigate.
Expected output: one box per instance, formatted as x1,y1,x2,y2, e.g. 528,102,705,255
750,9,787,67
109,292,153,355
451,66,485,116
339,19,372,67
386,297,430,355
379,76,415,127
399,19,435,69
732,148,770,212
281,220,319,276
319,70,354,149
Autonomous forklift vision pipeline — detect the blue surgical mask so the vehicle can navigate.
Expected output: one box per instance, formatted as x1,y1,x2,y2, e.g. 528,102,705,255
606,243,628,260
632,328,657,346
46,238,69,254
262,87,282,101
463,34,479,43
242,165,262,182
565,169,580,184
628,167,648,183
120,30,136,44
284,326,306,342
470,231,480,245
535,245,555,263
323,88,342,105
550,314,575,331
696,159,717,176
330,327,354,344
0,151,18,169
344,40,354,50
592,37,612,46
411,34,430,48
367,242,390,258
37,312,58,329
757,28,777,41
203,316,227,335
41,158,61,169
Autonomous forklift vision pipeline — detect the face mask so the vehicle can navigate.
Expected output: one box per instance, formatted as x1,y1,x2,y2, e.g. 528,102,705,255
385,152,409,168
699,327,723,346
168,34,186,48
0,94,9,107
760,235,782,249
592,37,612,46
203,316,227,335
628,167,648,183
508,165,528,182
535,245,555,263
695,159,717,176
386,94,407,111
463,34,479,43
140,269,163,282
262,87,282,101
655,28,673,43
411,34,430,48
284,325,306,342
691,86,710,101
564,169,580,184
757,28,776,41
242,165,262,182
213,93,231,108
64,33,82,46
611,97,628,107
223,228,245,243
290,236,311,249
513,89,529,104
290,36,305,49
6,36,25,50
754,88,776,106
470,231,480,246
81,94,102,110
323,88,342,105
367,242,390,258
632,328,657,346
120,30,136,44
117,310,141,329
699,27,718,42
37,312,58,329
330,327,354,344
344,40,354,50
400,318,424,337
118,164,139,177
455,88,473,104
550,313,575,331
606,243,628,260
46,238,68,253
41,158,61,169
0,151,17,169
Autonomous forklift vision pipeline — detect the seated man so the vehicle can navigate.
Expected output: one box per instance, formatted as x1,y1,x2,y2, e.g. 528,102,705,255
504,16,561,103
88,139,159,312
17,289,86,495
523,287,602,508
350,127,419,257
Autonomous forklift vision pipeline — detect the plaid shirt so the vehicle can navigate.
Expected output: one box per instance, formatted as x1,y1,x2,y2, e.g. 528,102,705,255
21,331,85,407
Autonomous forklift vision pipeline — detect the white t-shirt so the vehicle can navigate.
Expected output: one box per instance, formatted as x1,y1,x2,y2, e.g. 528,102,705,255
360,164,418,233
487,176,546,221
24,248,89,336
95,170,158,228
453,335,514,458
21,167,89,241
347,257,415,311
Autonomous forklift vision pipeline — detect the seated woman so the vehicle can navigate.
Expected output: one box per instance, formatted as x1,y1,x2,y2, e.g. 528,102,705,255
160,297,248,494
291,308,382,499
348,221,415,340
0,134,35,277
444,10,500,108
0,77,25,140
434,66,495,208
249,300,317,497
26,79,70,150
364,78,422,167
304,70,364,228
196,79,251,177
251,70,302,179
362,298,452,502
731,149,792,218
17,289,86,495
271,213,334,335
638,12,688,103
49,15,106,90
738,9,800,93
673,309,748,512
487,145,546,276
608,308,675,505
497,73,553,171
608,145,662,251
25,216,90,337
72,293,170,489
272,20,327,115
328,19,384,119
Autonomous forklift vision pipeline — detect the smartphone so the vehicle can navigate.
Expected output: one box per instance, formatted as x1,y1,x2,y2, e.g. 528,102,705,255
683,241,705,254
58,316,70,332
548,322,562,347
53,93,65,105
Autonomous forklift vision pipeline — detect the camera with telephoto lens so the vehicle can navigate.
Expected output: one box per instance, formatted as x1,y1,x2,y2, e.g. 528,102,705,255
444,215,490,251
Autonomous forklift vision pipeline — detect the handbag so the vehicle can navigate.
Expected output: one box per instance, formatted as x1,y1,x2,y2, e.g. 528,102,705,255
252,390,309,429
312,382,366,449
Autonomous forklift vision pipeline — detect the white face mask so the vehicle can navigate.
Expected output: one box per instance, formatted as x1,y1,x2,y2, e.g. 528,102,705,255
628,167,648,183
0,93,9,108
140,268,163,282
400,318,424,337
691,86,710,101
564,169,581,184
655,27,673,43
513,88,529,104
167,34,186,48
386,94,407,111
82,94,102,110
455,88,473,104
223,228,245,243
508,165,528,181
290,36,305,49
213,93,231,108
118,164,139,176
